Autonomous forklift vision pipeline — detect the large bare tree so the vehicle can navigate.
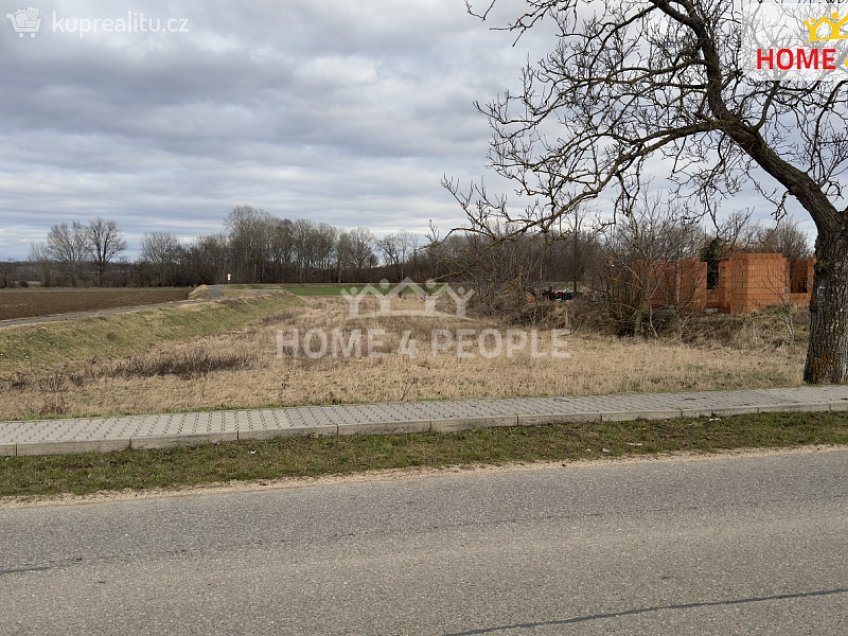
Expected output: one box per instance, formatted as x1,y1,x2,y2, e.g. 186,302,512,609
46,222,88,287
86,217,127,287
450,0,848,383
141,232,181,287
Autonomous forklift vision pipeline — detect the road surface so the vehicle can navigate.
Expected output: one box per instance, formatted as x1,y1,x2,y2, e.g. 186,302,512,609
1,449,847,635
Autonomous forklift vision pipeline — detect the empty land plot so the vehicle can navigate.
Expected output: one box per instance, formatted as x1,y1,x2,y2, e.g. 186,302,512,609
0,295,806,422
0,288,191,321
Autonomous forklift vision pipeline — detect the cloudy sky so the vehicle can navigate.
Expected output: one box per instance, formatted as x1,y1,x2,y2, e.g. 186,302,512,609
0,0,814,260
0,0,564,259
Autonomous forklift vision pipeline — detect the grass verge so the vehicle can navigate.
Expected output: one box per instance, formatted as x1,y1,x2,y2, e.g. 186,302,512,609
1,411,846,498
0,294,300,373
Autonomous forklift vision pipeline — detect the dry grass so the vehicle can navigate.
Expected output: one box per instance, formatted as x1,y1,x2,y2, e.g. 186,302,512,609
0,295,806,421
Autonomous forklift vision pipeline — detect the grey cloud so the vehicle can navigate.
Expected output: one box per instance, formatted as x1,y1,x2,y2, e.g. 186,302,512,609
3,0,793,260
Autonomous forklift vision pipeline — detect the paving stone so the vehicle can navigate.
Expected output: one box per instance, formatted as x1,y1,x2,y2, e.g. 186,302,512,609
2,386,848,456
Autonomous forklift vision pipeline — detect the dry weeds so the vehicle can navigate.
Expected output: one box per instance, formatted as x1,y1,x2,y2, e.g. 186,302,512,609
0,296,805,420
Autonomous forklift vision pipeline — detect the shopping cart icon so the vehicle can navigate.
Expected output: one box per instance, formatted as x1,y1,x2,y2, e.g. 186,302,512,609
6,8,41,38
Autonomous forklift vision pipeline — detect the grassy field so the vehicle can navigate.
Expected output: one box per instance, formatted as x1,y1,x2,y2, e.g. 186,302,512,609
214,284,360,297
0,291,806,421
0,287,191,321
281,283,390,297
0,293,302,419
284,285,350,297
276,283,444,296
0,411,845,498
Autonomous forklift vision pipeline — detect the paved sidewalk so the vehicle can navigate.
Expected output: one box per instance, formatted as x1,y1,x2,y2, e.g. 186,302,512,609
2,386,848,456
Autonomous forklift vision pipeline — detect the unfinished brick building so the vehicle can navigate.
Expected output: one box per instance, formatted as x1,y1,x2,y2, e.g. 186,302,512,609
653,252,814,314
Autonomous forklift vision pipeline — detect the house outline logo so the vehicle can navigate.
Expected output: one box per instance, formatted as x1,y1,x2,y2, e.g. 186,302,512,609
341,278,475,321
6,7,41,38
804,11,848,42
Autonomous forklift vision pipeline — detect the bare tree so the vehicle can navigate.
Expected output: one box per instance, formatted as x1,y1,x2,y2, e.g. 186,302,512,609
46,222,88,286
753,219,811,260
377,231,420,281
596,202,702,337
291,219,313,283
335,232,353,283
313,223,338,274
714,210,755,252
141,232,180,286
377,234,403,281
347,228,375,280
28,242,55,287
183,234,228,285
270,219,295,283
86,217,127,286
226,206,274,283
452,1,848,383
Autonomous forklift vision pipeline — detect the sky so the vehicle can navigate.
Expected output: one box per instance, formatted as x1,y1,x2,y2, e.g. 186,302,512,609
0,0,815,260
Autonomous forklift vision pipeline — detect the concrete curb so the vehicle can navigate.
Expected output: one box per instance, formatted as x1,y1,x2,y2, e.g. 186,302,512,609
16,439,131,456
131,432,239,451
238,426,338,441
3,387,848,456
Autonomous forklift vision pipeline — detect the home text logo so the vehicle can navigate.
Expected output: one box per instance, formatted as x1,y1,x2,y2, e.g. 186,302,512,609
743,3,848,79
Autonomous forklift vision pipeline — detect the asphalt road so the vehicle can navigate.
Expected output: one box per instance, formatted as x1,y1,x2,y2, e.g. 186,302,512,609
1,450,847,635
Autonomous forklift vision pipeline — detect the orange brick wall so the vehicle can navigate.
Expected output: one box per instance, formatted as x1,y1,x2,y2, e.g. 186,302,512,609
730,252,785,313
652,258,707,311
652,252,815,314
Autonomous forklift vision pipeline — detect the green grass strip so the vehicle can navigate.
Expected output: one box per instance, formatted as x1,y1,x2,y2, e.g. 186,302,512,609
1,411,846,498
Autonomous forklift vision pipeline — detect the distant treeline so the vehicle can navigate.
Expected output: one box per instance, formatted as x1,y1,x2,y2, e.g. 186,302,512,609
2,206,610,290
1,204,811,339
3,207,432,288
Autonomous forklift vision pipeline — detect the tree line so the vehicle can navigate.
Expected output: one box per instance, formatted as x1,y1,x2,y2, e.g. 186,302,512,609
2,204,809,337
8,207,436,288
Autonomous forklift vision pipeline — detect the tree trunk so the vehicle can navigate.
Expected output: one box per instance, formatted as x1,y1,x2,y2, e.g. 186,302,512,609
804,231,848,383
